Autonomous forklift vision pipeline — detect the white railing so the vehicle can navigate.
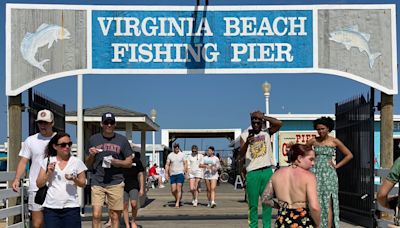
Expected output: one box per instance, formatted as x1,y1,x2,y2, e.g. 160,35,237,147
0,172,28,228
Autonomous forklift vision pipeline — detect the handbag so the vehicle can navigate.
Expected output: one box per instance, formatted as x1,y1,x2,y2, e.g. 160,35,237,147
34,156,50,205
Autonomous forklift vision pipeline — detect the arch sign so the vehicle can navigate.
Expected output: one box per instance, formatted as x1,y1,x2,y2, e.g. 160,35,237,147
6,4,397,95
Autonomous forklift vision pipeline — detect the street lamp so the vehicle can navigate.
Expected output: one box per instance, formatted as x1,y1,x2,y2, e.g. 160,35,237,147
150,108,157,166
262,81,271,128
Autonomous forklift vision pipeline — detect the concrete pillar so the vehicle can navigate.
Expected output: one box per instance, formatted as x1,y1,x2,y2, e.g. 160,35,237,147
380,93,393,168
140,130,146,166
139,130,147,206
125,122,132,142
7,95,22,225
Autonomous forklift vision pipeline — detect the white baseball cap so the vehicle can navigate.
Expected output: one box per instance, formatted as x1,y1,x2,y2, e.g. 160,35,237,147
36,109,54,123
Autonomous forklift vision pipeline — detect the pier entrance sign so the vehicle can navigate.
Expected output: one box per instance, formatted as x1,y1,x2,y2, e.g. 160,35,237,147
6,4,397,95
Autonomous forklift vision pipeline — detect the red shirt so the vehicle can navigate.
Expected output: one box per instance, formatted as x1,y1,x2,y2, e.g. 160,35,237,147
148,166,157,176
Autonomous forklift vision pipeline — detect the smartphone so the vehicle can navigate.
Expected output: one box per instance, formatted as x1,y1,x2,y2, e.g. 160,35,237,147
248,129,256,137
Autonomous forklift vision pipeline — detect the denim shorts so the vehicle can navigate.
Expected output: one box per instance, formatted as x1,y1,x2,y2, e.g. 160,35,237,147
170,173,185,184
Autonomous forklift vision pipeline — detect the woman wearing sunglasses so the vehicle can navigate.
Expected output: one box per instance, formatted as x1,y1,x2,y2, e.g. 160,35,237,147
36,132,87,228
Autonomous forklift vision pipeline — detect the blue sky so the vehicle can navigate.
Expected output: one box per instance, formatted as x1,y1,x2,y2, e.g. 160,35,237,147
1,0,399,153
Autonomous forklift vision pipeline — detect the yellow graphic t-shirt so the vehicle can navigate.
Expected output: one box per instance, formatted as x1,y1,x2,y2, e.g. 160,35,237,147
241,130,274,172
250,135,267,159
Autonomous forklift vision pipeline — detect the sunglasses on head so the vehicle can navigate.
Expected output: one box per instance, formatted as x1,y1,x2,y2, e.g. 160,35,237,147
103,121,115,125
56,142,73,148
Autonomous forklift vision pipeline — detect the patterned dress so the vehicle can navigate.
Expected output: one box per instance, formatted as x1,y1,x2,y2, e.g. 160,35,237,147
313,146,340,228
275,205,315,228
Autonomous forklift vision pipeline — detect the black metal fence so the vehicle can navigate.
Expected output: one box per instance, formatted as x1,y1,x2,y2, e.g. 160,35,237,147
335,92,375,227
28,89,66,135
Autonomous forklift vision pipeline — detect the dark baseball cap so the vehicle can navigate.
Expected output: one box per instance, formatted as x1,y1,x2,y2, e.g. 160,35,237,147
101,112,116,123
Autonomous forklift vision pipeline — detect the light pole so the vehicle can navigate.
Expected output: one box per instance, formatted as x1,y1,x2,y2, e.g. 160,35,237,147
150,108,157,165
262,81,277,167
262,81,271,128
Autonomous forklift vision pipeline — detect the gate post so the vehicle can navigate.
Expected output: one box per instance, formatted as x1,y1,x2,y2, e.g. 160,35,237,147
7,94,22,225
380,92,393,168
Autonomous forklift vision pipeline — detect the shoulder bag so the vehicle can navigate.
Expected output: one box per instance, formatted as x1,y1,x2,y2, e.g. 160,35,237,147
34,156,50,205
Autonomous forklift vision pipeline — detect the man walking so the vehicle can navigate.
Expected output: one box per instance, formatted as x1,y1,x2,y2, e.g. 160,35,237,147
122,152,145,228
85,112,133,228
12,109,55,228
240,111,282,228
165,143,188,208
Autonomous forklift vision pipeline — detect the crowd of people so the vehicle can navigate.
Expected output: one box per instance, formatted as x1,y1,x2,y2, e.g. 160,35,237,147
19,109,400,228
12,110,142,228
10,109,227,228
163,143,222,208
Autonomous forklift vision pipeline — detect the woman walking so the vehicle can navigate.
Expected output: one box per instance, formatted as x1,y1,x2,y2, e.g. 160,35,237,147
187,145,204,207
262,143,320,227
36,132,87,228
201,146,220,208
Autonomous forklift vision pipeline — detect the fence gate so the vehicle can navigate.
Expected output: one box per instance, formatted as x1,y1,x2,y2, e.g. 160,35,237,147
28,89,66,135
335,91,375,227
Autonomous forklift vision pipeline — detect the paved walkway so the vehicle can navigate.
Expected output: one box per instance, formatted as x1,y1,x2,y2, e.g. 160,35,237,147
80,181,363,227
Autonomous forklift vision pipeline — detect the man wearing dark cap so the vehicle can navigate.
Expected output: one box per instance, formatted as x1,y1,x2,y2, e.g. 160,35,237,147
165,143,188,208
85,112,133,228
12,109,55,228
240,111,282,228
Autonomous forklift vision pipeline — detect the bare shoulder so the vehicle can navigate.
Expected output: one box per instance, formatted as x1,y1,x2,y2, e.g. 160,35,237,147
331,137,344,146
272,167,288,179
303,170,317,181
296,168,316,179
273,167,283,175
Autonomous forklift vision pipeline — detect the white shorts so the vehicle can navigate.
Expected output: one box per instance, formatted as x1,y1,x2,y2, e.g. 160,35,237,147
189,170,203,179
28,191,43,211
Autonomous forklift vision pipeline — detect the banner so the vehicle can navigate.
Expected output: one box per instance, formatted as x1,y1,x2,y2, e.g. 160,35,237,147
92,10,312,69
6,4,397,95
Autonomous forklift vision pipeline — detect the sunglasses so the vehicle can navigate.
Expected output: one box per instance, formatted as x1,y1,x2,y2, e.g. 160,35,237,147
103,121,115,125
56,142,73,148
251,121,262,125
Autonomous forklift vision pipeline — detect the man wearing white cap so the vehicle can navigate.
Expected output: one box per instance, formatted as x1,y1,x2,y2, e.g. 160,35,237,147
12,109,55,228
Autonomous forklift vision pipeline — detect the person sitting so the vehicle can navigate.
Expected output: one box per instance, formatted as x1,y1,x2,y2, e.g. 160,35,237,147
148,163,165,188
262,144,320,227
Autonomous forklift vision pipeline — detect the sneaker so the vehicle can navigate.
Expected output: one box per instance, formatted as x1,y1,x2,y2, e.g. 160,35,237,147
159,184,165,188
207,202,211,207
193,199,198,207
211,201,216,208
